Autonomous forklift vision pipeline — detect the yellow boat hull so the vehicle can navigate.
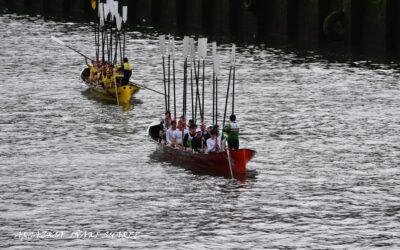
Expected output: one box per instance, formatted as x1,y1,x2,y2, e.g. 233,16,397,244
81,68,140,105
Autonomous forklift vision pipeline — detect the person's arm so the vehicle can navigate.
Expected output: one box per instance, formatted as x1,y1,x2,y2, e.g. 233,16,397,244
223,124,231,134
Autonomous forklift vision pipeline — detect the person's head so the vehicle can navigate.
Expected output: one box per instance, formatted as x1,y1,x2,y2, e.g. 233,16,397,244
207,126,212,133
200,123,206,132
210,129,217,138
230,114,236,122
179,115,185,123
189,124,197,135
178,121,184,131
165,111,171,119
213,125,220,136
196,128,202,137
171,120,176,129
123,57,128,63
188,119,194,126
165,116,171,124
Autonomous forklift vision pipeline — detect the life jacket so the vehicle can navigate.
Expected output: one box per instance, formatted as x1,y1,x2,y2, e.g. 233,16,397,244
123,62,133,71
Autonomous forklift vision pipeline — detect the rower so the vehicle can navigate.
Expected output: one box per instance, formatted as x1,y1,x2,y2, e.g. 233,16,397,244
183,124,197,150
223,114,240,150
122,57,133,85
166,120,176,145
102,67,115,88
85,58,96,82
206,129,221,153
172,121,185,148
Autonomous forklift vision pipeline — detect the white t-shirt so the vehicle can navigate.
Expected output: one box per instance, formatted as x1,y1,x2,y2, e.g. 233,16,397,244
206,137,221,153
166,128,175,144
172,129,184,145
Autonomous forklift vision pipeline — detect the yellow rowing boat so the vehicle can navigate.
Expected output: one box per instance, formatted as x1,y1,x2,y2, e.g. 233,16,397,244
80,68,140,105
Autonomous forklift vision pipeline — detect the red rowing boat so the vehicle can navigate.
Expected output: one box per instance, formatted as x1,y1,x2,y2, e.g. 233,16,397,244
148,124,257,179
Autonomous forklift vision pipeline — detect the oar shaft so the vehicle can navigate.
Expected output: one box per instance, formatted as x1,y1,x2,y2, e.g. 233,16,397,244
130,81,166,96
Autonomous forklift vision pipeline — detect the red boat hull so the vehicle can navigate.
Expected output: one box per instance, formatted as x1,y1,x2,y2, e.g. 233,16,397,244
149,124,257,179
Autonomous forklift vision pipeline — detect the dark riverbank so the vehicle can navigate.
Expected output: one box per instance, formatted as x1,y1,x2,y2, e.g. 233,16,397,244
2,0,400,60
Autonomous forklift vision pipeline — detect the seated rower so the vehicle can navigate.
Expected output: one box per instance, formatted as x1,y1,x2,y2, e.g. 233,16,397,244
192,128,203,153
206,129,221,153
172,121,185,148
166,120,176,145
204,125,212,142
85,58,96,82
183,124,197,151
122,57,133,85
102,68,115,89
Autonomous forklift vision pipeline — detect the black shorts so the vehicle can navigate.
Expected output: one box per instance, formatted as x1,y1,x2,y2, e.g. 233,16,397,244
228,140,239,150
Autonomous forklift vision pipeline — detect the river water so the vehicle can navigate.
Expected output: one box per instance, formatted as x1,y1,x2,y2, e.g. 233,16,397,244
1,13,400,249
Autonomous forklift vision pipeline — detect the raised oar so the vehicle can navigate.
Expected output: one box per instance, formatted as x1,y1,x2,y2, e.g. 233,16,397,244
114,80,120,105
159,35,168,112
231,45,236,115
226,141,234,179
171,36,176,119
129,81,167,96
51,36,94,61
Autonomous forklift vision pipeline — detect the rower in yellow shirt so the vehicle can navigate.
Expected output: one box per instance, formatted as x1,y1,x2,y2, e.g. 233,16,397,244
122,57,132,85
102,67,115,88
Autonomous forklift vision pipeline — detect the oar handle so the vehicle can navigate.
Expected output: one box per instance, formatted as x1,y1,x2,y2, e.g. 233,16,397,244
129,81,167,96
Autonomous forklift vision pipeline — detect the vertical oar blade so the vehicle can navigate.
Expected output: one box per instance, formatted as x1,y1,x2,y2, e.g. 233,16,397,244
190,38,196,61
231,44,236,66
199,38,208,59
122,6,128,23
159,35,166,56
116,14,122,31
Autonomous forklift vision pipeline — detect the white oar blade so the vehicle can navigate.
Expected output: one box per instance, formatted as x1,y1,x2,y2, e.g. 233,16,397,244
51,36,65,46
212,42,217,57
98,2,103,17
182,36,189,58
170,36,175,58
230,44,236,66
104,1,110,19
113,1,119,18
116,14,123,31
122,6,128,23
214,54,221,76
198,38,207,59
190,38,196,60
159,35,166,56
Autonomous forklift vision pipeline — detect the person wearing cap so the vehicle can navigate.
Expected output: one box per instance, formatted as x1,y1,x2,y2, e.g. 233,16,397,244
192,128,203,153
204,125,212,142
223,114,240,150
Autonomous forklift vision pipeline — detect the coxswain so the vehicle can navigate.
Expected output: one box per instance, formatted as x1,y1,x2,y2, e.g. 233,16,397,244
122,57,133,85
223,114,240,150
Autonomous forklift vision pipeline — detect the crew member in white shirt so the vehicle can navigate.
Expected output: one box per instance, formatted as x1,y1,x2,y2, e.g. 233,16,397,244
166,120,177,145
206,129,221,153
